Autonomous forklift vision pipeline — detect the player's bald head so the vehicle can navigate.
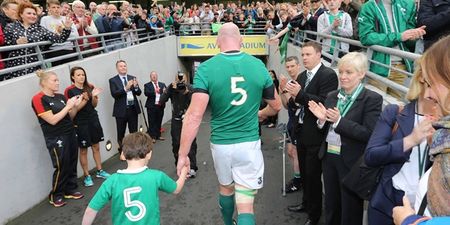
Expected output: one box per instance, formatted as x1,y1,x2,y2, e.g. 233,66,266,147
217,23,242,51
218,23,240,39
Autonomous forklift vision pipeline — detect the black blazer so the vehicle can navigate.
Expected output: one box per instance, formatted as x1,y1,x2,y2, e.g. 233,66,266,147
109,74,142,118
319,88,383,169
292,64,339,146
144,81,166,108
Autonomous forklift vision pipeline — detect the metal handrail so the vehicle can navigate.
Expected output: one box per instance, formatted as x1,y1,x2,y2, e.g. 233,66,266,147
0,28,173,78
286,29,421,95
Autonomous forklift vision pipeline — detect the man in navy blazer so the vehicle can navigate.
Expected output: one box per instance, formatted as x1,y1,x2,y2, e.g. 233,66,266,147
109,60,142,152
144,71,166,142
284,42,339,225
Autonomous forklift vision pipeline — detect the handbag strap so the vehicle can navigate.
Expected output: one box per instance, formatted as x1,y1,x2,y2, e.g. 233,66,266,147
418,192,427,216
391,105,404,134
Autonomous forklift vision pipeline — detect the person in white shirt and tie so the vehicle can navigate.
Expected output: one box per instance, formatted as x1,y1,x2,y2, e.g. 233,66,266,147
108,60,142,153
144,71,167,142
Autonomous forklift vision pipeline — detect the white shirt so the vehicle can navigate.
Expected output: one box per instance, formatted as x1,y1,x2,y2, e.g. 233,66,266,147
392,114,428,205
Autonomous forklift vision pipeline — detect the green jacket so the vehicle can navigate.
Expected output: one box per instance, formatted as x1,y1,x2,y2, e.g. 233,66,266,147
358,0,416,77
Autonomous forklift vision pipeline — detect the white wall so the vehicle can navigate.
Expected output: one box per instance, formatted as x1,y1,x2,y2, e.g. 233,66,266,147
0,36,179,224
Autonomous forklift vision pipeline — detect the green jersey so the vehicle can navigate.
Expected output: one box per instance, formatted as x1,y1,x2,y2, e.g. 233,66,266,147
194,51,273,144
88,167,177,225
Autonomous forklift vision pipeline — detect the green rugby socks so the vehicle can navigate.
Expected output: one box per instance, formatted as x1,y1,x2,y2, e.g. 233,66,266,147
237,213,255,225
219,194,235,225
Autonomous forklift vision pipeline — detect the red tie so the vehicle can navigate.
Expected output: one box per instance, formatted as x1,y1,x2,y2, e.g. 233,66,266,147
154,82,160,94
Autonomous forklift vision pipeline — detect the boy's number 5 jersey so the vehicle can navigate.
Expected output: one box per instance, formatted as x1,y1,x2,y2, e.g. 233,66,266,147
88,167,176,225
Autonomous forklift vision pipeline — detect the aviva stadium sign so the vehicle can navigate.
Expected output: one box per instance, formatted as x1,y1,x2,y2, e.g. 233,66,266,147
178,35,269,56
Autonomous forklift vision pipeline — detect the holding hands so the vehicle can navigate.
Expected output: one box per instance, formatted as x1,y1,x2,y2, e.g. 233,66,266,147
177,155,191,177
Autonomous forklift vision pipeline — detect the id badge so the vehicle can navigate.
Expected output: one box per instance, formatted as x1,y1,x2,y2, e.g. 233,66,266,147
155,93,160,105
298,107,304,124
126,92,134,105
326,128,341,155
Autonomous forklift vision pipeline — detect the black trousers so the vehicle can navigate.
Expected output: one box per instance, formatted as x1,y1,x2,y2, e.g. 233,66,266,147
115,107,138,151
323,153,363,225
297,143,323,223
147,106,164,139
171,119,198,171
45,132,78,201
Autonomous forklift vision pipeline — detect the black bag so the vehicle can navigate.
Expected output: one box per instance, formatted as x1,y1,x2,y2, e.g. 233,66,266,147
342,105,404,201
342,155,383,200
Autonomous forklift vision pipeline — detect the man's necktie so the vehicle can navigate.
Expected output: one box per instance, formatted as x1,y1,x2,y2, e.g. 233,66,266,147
122,77,127,87
305,71,313,89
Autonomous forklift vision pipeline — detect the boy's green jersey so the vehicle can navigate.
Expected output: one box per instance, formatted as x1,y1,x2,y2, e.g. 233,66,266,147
88,167,177,225
194,52,273,144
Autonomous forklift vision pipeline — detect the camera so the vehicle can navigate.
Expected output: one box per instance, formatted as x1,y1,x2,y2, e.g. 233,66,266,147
112,11,122,17
177,72,184,81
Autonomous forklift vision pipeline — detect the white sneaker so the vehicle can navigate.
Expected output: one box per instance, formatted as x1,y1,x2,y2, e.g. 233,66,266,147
187,169,197,178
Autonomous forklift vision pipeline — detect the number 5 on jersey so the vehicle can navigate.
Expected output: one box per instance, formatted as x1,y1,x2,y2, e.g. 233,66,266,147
123,187,146,222
231,77,247,106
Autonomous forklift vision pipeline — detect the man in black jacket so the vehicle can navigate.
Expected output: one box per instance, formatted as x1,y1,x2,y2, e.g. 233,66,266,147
109,60,142,153
418,0,450,50
144,71,167,142
284,42,338,225
160,72,198,178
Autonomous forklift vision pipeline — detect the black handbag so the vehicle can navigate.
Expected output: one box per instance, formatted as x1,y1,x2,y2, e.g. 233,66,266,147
342,155,383,200
342,105,404,201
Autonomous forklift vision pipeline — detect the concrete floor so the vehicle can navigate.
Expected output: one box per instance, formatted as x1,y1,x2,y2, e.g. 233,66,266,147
7,115,317,225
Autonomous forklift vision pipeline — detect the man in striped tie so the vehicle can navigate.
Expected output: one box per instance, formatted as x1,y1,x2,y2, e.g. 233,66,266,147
284,41,338,225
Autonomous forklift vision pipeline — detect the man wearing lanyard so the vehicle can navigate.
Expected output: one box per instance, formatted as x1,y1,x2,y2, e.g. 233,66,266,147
109,60,142,153
284,42,338,225
144,71,167,142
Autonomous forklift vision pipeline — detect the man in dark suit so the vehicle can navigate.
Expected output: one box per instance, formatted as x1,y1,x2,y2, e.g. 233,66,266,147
144,71,166,142
109,60,142,152
284,41,338,225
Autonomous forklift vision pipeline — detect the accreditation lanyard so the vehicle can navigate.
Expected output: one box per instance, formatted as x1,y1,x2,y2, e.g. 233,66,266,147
326,83,364,155
337,83,364,118
415,113,429,178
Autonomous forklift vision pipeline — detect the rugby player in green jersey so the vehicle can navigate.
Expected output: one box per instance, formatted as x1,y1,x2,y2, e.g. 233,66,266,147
176,23,282,225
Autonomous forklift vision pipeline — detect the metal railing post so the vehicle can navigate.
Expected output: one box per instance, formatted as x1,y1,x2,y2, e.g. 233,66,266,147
73,39,83,60
100,36,108,53
35,45,46,69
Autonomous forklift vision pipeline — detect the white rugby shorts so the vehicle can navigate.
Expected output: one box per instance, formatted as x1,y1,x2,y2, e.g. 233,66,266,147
210,140,264,189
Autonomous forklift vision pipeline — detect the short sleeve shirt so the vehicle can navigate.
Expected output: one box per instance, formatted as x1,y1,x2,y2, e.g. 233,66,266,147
64,84,98,124
194,51,273,144
88,167,177,225
31,92,74,137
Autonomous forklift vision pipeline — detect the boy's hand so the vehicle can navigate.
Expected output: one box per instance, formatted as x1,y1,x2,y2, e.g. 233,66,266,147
181,164,189,178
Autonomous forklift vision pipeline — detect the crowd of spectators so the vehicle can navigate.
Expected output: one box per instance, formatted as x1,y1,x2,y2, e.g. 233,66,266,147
0,0,449,85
